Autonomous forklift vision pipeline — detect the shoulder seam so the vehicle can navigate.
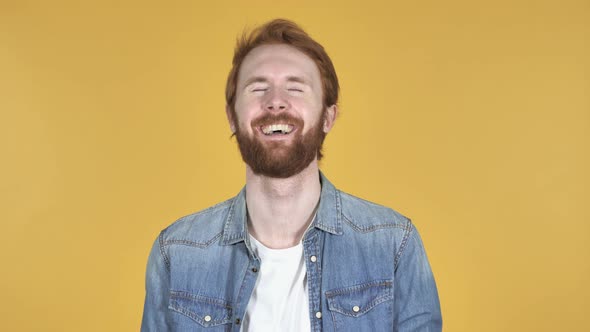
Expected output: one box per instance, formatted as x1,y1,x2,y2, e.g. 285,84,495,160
342,213,410,233
158,230,171,271
394,219,414,270
164,232,223,248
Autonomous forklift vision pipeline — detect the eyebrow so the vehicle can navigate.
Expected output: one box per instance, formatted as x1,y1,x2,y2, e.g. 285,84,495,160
243,76,268,87
285,76,308,84
243,75,309,88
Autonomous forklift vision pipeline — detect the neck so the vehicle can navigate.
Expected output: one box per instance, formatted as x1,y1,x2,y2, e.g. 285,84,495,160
245,160,321,249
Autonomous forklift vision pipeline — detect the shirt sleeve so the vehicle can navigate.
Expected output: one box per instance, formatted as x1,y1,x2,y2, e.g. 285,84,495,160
393,223,443,331
141,231,171,332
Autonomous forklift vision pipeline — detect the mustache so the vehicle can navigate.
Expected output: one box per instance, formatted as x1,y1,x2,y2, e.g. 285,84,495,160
252,113,303,127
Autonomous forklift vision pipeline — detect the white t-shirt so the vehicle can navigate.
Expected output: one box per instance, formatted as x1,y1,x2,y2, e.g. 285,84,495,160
239,234,311,332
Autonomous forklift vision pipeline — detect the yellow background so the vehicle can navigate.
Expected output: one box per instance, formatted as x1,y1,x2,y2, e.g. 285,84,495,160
1,0,588,331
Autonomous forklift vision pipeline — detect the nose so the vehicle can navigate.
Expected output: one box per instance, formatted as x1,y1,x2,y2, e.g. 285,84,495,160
264,89,289,111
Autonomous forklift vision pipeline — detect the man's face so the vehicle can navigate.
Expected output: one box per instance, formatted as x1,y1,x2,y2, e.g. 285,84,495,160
229,44,334,178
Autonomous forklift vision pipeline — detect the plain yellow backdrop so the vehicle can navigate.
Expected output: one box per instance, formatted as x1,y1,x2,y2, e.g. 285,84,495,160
1,0,588,331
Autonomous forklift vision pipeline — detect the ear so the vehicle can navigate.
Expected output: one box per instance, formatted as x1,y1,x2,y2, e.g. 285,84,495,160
226,105,237,133
322,104,338,133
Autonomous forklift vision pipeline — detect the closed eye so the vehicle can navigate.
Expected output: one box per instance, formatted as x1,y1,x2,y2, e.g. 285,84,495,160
288,88,303,92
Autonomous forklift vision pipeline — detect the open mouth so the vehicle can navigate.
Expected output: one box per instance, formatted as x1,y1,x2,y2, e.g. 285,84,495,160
260,124,295,136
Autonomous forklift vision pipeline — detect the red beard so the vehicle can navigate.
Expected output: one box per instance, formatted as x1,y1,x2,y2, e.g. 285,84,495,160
234,111,326,178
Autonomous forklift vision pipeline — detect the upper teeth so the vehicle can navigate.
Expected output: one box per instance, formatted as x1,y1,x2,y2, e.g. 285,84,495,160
262,124,293,135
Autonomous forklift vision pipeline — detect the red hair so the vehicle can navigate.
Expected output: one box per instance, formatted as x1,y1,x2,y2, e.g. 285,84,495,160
225,19,339,113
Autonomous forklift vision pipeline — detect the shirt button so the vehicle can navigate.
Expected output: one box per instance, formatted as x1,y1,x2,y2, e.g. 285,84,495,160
310,255,317,262
352,305,360,313
204,315,212,322
251,267,258,273
315,311,322,319
235,318,241,325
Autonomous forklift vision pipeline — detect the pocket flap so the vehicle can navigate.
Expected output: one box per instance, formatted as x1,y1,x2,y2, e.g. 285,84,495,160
169,291,232,327
326,280,393,317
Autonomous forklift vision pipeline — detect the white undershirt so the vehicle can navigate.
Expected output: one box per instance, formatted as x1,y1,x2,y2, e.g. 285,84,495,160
240,233,312,332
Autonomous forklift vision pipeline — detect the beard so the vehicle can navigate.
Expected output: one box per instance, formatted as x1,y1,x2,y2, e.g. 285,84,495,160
233,111,326,178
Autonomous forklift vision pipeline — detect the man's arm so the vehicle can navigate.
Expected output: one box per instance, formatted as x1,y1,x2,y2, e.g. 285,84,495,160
394,224,443,331
141,231,171,332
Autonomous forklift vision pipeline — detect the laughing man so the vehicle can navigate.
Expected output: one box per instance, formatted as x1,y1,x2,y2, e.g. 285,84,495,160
141,19,442,332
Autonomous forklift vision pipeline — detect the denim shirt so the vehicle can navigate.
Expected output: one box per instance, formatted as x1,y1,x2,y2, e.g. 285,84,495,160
141,172,442,331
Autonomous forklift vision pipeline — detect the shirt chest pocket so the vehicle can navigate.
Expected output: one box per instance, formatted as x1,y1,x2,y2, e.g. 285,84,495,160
168,291,233,329
326,280,394,331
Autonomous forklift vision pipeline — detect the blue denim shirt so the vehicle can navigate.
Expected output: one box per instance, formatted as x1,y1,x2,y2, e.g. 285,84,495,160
141,172,442,331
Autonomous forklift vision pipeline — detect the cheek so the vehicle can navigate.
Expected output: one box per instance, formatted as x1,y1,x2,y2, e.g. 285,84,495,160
234,99,256,128
296,100,323,126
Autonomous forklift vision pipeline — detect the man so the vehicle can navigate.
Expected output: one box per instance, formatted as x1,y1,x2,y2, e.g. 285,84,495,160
141,19,442,331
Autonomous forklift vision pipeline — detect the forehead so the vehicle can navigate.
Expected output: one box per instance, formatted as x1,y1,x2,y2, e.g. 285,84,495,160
238,44,321,85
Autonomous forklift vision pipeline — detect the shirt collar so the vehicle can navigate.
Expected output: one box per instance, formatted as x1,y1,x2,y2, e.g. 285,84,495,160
221,171,343,245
